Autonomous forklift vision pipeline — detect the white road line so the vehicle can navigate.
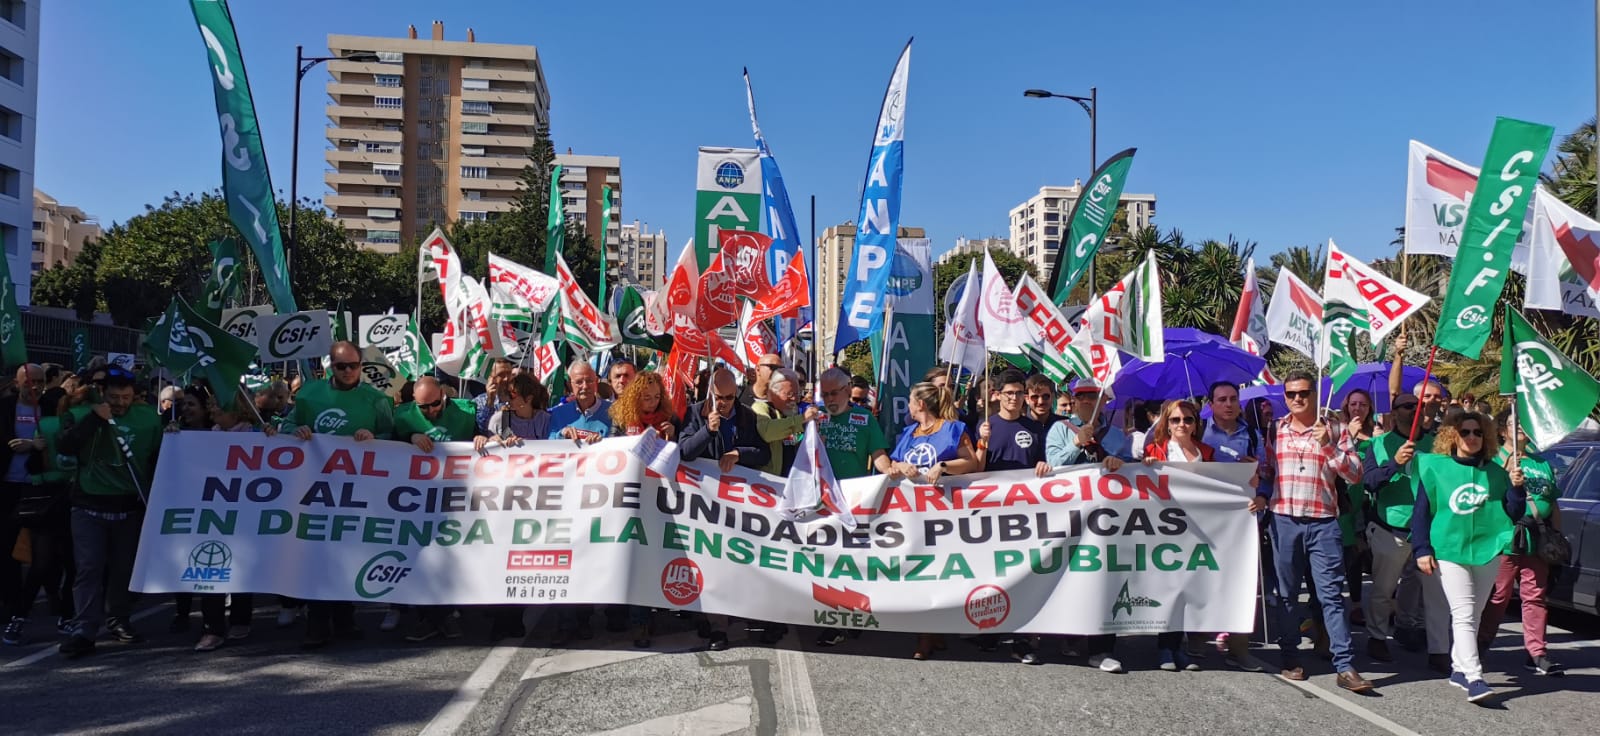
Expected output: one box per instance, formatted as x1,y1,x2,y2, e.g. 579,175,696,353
417,644,519,736
581,696,752,736
775,647,824,736
1277,676,1421,736
519,631,700,681
1,603,167,669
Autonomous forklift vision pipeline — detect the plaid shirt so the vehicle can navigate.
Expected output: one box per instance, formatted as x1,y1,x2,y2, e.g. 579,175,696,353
1265,417,1361,519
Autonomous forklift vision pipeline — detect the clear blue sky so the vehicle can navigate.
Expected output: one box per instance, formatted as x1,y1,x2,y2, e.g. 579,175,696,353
35,0,1598,267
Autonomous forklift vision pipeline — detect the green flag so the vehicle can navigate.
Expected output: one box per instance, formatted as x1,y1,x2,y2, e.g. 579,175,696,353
1047,148,1138,304
544,164,565,273
597,185,612,309
1322,303,1367,393
615,285,672,353
383,317,435,380
189,0,297,313
198,238,242,322
1435,117,1553,358
539,304,567,399
144,296,260,393
0,236,26,372
1500,305,1600,450
71,327,91,372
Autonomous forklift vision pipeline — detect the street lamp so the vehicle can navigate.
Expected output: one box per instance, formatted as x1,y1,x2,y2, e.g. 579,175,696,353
1024,86,1098,290
290,46,380,276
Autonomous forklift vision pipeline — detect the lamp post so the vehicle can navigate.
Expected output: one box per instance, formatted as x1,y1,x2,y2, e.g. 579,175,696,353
291,46,380,277
1024,86,1098,291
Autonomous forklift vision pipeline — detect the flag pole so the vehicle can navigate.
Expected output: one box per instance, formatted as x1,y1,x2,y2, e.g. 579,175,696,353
1407,345,1439,441
810,194,819,389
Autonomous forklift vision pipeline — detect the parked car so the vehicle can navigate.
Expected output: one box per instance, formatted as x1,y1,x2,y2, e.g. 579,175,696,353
1542,432,1600,616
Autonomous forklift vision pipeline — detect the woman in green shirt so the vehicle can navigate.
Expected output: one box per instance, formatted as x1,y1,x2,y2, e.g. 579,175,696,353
1477,411,1566,677
1409,412,1527,703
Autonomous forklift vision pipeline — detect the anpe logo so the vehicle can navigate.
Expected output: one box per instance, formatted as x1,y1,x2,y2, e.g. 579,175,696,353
714,160,745,189
181,540,233,583
507,549,572,570
356,550,412,599
965,585,1009,630
660,557,703,606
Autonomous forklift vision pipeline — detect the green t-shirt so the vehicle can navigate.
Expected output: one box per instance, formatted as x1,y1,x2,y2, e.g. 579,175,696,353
394,398,478,442
1338,436,1374,545
286,379,396,438
1496,448,1557,554
816,406,887,479
1418,453,1515,566
1367,430,1434,530
67,403,161,498
31,414,78,486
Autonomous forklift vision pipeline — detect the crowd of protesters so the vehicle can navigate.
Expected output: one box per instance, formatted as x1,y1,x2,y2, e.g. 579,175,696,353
0,344,1572,704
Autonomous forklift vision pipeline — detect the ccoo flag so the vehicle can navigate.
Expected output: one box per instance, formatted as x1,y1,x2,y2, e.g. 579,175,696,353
833,39,911,353
1435,117,1553,358
1500,304,1600,450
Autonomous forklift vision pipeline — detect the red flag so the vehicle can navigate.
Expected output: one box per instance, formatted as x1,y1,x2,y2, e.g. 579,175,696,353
659,344,698,420
716,230,774,299
748,249,811,323
695,258,739,330
737,305,777,370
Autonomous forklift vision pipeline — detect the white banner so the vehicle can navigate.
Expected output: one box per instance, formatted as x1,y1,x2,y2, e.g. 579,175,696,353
1325,240,1429,345
1527,188,1600,317
1265,269,1321,360
1403,139,1533,269
254,310,332,362
131,433,1259,636
357,314,409,349
220,305,272,342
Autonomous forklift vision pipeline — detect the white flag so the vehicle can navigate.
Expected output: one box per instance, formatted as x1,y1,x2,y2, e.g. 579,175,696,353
978,251,1031,354
1325,240,1429,345
1230,257,1268,356
420,228,468,315
487,252,560,321
555,251,620,351
1074,250,1164,364
1403,140,1533,270
1265,268,1322,360
781,421,856,530
939,259,986,376
1012,273,1091,380
647,239,698,336
1526,188,1600,317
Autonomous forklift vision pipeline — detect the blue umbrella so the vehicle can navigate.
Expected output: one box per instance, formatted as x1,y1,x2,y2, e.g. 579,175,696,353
1326,362,1430,413
1112,328,1268,402
1200,383,1283,420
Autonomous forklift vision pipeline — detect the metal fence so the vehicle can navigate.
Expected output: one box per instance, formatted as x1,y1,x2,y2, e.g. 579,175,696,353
20,311,144,367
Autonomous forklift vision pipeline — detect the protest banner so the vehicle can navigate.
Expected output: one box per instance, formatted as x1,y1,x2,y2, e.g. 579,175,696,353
131,433,1258,636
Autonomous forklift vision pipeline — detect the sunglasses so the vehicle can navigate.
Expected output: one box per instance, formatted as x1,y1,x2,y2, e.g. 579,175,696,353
714,393,737,402
420,398,444,409
1167,416,1198,425
1285,390,1313,400
332,361,361,371
1458,428,1484,438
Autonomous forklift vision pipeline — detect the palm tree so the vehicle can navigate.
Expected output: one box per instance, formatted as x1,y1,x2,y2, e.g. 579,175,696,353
1542,118,1596,216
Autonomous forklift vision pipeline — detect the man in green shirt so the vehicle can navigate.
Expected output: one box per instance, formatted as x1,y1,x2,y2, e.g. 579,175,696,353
267,341,394,648
394,377,482,643
1359,395,1444,668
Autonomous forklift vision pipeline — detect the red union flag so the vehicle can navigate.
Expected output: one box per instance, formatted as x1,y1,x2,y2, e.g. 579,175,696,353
1012,273,1074,353
695,259,739,330
1325,240,1428,345
649,240,698,336
716,230,774,300
659,344,698,419
1265,268,1321,360
555,251,618,350
1404,140,1533,268
737,303,776,369
748,249,811,323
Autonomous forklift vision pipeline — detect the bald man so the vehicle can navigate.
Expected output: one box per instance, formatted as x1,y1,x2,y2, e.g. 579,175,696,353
681,369,770,473
397,377,482,453
740,353,786,407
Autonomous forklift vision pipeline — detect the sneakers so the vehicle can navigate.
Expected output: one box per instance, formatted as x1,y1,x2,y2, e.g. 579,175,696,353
1180,650,1201,672
405,621,441,642
1465,679,1495,703
276,607,299,628
1449,671,1470,691
1224,635,1262,672
194,634,225,652
3,616,24,646
1526,655,1567,676
814,629,847,647
1088,654,1124,673
379,608,401,632
1159,650,1178,672
1011,640,1041,665
438,615,463,640
106,618,144,643
58,635,96,659
227,625,252,641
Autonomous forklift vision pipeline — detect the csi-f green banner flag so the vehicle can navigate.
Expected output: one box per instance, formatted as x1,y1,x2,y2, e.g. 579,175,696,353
597,185,613,309
189,0,297,314
544,164,565,273
0,237,26,371
1500,305,1600,450
616,285,672,353
71,327,91,372
1048,148,1137,304
1435,117,1553,357
199,238,242,321
145,296,260,392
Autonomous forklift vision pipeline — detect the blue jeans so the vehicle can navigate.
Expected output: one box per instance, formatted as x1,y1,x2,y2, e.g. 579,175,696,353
69,508,142,640
1270,514,1354,673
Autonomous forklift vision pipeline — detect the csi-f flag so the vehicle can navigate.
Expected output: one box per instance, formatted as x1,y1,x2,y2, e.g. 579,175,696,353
544,164,565,273
71,327,91,372
0,242,26,371
616,285,673,353
1048,148,1139,304
1501,305,1600,450
144,296,259,393
199,238,242,321
189,0,296,313
1266,268,1322,360
833,39,911,352
1435,117,1554,358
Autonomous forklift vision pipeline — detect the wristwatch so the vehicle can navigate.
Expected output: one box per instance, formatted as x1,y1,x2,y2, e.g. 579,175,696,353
937,462,948,473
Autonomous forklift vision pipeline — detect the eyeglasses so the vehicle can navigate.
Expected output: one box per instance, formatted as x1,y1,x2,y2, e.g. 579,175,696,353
420,398,444,409
999,390,1024,397
1027,393,1052,401
332,362,361,371
1168,416,1198,426
1458,428,1484,438
1285,390,1312,400
759,363,782,370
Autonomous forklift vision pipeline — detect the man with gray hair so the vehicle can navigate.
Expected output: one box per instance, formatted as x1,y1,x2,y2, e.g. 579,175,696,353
751,368,820,476
681,368,770,474
547,360,611,442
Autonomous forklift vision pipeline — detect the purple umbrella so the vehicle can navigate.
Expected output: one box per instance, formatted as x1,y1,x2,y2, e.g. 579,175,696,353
1200,383,1284,420
1112,328,1268,402
1326,363,1431,413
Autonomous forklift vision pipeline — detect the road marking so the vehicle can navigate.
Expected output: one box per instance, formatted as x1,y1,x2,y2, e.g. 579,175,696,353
417,644,519,736
1277,676,1421,736
775,647,824,736
1,603,167,669
581,696,752,736
519,631,700,681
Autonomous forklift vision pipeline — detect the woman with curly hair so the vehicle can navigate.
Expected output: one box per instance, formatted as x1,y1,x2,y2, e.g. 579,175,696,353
608,371,678,440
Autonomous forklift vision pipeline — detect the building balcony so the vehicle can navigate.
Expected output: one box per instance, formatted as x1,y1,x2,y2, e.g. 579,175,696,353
460,87,539,106
326,171,399,187
354,239,402,255
326,82,396,99
334,216,404,232
326,60,393,76
457,66,540,83
324,194,403,210
458,132,535,149
457,175,522,191
326,104,403,122
465,198,517,212
326,126,403,145
457,154,530,171
325,148,403,166
482,111,541,127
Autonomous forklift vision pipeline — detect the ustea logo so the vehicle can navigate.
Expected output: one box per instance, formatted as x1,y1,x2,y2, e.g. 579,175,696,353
181,540,233,583
660,557,703,606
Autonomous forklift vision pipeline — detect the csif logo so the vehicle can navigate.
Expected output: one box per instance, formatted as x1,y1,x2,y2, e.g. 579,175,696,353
1454,305,1490,330
268,314,322,359
356,550,412,599
362,316,406,346
1447,483,1491,515
314,408,350,433
1110,580,1162,620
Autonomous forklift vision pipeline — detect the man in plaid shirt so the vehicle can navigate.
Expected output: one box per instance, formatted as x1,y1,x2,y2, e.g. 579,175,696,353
1249,370,1375,693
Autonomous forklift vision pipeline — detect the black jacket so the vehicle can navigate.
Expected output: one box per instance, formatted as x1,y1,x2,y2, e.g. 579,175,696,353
679,400,771,470
0,395,45,480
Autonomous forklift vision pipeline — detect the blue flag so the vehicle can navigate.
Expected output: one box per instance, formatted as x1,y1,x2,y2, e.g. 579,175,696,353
744,68,809,350
832,40,910,353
